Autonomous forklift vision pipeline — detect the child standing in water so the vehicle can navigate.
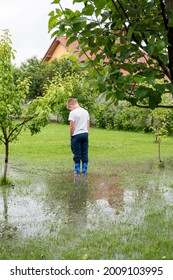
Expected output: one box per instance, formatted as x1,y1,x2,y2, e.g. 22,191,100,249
67,98,90,184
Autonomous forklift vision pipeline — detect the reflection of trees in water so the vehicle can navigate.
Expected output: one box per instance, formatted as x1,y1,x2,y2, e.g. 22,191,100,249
2,187,8,222
123,164,170,206
0,186,17,239
44,174,89,231
45,172,125,230
68,184,88,230
89,173,124,211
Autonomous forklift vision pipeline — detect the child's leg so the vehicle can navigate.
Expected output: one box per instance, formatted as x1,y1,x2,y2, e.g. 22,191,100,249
81,133,89,174
71,135,81,174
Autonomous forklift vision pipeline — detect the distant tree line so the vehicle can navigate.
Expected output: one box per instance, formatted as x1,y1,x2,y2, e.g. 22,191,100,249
13,56,80,100
13,56,173,135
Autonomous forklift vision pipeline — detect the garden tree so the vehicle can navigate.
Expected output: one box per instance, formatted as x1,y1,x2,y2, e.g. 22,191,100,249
0,30,58,183
13,56,81,100
44,71,98,123
13,57,52,100
149,92,173,166
48,57,80,79
49,0,173,109
0,30,30,183
150,108,168,166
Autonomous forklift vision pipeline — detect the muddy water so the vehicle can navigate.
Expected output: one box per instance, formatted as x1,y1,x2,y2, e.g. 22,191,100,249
0,163,173,240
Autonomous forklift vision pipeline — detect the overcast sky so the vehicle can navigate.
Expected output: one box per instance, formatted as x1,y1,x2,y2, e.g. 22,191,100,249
0,0,82,66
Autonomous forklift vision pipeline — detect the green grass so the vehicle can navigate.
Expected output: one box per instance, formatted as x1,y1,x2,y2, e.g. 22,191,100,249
0,122,170,170
0,122,173,260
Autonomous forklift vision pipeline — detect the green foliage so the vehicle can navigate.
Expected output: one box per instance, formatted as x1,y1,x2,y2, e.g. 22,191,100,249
45,72,98,123
13,57,49,99
0,30,71,181
94,101,151,131
0,30,29,181
0,30,30,143
49,0,173,109
150,109,168,141
113,104,151,132
13,57,81,99
165,109,173,135
0,177,13,186
150,108,169,164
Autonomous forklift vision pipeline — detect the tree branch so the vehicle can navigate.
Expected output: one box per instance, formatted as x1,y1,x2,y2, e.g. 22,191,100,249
8,116,34,142
136,104,173,108
160,0,168,30
111,0,129,33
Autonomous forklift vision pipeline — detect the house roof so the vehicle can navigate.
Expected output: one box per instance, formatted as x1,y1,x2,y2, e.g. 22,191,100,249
43,36,145,77
42,38,60,62
42,36,89,62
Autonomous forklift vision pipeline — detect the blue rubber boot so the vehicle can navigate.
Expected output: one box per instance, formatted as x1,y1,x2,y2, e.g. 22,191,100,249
74,163,80,175
82,163,88,174
74,163,80,185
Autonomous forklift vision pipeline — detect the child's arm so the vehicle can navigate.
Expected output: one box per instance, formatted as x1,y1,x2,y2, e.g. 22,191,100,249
70,120,74,137
87,120,90,132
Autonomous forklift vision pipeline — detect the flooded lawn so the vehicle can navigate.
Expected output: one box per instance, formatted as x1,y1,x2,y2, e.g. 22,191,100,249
1,160,173,259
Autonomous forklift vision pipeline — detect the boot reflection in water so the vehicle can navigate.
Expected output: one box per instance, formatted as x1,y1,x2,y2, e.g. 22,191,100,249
74,174,80,185
82,174,88,185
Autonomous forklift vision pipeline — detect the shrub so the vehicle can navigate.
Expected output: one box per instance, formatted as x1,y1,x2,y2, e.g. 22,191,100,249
94,101,151,132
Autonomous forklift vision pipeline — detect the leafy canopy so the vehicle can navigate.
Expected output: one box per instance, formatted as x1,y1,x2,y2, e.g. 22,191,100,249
49,0,173,109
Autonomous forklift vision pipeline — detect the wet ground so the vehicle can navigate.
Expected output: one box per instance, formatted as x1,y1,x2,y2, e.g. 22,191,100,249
1,161,173,244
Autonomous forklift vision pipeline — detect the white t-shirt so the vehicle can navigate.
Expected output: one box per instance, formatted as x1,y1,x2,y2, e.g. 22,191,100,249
68,107,89,136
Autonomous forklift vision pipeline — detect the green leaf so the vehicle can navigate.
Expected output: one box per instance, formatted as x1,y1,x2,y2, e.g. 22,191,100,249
156,40,165,51
127,24,137,42
48,16,57,30
93,0,107,9
105,92,112,101
133,76,144,84
147,44,155,56
158,53,168,65
66,36,78,46
49,11,55,17
135,86,151,101
82,5,94,16
128,97,138,106
73,0,83,3
73,16,86,24
149,93,162,109
50,29,64,38
52,0,61,3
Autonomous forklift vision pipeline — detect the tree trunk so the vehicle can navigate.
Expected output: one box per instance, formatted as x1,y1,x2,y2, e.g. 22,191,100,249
166,0,173,80
158,140,161,163
3,141,9,183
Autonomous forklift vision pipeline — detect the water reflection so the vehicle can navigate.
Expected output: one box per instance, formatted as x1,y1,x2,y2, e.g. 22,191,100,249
44,174,89,232
0,186,17,239
68,184,88,230
89,174,124,211
45,173,124,231
2,187,8,222
0,166,173,239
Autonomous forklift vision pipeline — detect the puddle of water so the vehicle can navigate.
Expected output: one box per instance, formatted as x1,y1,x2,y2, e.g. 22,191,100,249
0,162,173,246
